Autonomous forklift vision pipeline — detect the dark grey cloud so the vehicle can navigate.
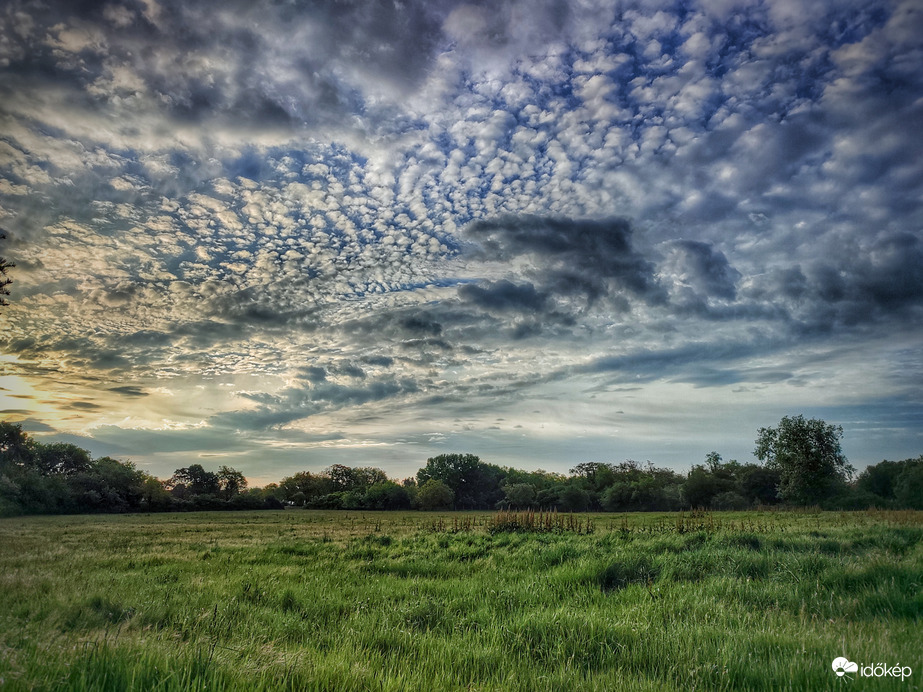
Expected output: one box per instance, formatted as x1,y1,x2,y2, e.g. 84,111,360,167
399,314,443,337
82,424,248,456
454,278,581,340
330,361,366,380
170,320,260,349
68,401,101,410
744,230,923,333
465,215,666,307
0,409,33,417
334,310,459,360
108,385,147,398
857,232,923,308
221,376,422,430
299,366,327,384
362,355,394,368
458,279,549,314
0,0,459,143
660,240,740,301
398,337,454,353
577,340,774,383
18,418,56,433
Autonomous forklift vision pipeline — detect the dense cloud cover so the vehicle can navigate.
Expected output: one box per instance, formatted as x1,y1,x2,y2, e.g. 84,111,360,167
1,0,921,479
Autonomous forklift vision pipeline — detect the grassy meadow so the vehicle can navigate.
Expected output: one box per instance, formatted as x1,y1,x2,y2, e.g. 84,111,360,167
0,509,920,691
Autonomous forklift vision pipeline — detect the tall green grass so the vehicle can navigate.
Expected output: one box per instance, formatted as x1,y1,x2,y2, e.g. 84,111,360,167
0,510,920,690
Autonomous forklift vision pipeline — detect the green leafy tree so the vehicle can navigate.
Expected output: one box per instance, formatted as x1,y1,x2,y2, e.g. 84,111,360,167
558,485,591,512
738,464,780,505
856,457,923,504
712,491,749,510
70,457,146,512
570,462,615,492
326,464,357,491
754,415,853,505
279,471,331,504
595,461,682,512
324,464,389,494
416,478,454,511
683,465,727,508
895,458,923,509
417,453,480,494
417,453,504,509
352,466,389,488
363,481,411,510
503,482,536,509
141,474,173,510
682,453,744,509
704,451,726,474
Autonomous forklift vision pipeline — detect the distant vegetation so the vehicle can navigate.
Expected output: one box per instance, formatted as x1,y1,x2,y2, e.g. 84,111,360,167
1,417,921,517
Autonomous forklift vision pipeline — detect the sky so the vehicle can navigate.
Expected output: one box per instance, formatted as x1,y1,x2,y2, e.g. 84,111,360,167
0,0,921,484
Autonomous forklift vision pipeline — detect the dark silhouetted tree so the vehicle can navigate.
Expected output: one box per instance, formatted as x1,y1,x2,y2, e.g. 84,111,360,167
326,464,357,490
34,442,92,476
597,461,682,512
170,464,220,497
70,457,146,512
279,471,331,504
217,465,247,499
683,465,726,508
0,231,13,311
0,422,34,470
141,474,172,510
352,466,388,488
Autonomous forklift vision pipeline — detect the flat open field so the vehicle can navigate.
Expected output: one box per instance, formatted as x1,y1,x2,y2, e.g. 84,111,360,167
0,509,920,691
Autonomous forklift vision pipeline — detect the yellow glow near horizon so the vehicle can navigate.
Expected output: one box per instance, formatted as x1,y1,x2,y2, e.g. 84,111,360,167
0,374,49,420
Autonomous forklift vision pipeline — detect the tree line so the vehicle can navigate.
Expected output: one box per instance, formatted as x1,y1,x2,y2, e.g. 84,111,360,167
1,416,921,517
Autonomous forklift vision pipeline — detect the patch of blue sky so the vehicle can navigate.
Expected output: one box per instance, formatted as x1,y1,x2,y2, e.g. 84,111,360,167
822,5,889,49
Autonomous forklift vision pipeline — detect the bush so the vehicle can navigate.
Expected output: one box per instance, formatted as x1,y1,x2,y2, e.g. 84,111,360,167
502,483,537,509
558,486,591,512
416,479,454,511
821,489,883,511
263,496,285,510
308,493,345,509
895,462,923,509
712,491,749,511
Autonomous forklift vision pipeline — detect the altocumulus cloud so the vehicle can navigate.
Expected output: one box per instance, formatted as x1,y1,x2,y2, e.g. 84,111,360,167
0,0,921,477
